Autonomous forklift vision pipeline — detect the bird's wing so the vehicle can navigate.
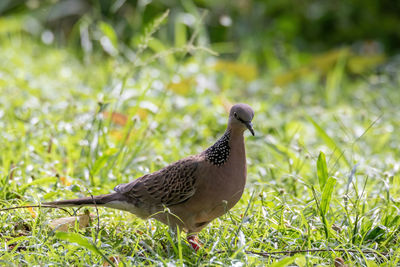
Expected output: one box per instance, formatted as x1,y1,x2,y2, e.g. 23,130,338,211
114,156,200,207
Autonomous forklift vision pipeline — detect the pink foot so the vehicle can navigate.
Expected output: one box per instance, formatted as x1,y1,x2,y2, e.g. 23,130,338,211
187,235,202,251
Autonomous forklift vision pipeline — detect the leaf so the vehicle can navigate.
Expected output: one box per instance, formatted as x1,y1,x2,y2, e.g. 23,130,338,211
317,151,328,190
21,177,58,190
49,211,94,232
295,255,306,267
6,236,29,246
365,225,387,242
320,177,337,216
365,260,379,267
56,232,98,253
56,232,114,266
270,255,299,267
6,236,29,253
43,191,57,199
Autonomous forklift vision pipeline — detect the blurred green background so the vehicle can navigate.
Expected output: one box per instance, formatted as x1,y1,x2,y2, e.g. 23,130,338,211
1,1,400,265
2,0,399,61
2,0,399,94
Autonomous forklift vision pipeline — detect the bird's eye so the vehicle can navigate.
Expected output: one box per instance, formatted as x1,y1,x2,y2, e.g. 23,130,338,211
234,112,247,124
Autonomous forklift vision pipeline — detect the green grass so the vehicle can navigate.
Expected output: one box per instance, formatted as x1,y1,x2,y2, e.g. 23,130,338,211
1,32,400,266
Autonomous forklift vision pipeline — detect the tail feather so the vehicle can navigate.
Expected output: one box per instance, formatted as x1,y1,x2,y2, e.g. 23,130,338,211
43,193,121,207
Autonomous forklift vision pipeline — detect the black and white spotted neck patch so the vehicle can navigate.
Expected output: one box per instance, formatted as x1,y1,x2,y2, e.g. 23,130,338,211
205,130,231,166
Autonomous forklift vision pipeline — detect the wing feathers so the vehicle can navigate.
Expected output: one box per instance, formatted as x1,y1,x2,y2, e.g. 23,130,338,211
115,156,200,207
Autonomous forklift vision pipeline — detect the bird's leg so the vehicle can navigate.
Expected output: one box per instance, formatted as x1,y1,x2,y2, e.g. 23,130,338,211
187,234,202,251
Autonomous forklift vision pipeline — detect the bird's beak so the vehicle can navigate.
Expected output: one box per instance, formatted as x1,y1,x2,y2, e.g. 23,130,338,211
245,122,255,136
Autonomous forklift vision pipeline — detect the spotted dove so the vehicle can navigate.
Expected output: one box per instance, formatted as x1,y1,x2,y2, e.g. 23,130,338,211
44,103,255,250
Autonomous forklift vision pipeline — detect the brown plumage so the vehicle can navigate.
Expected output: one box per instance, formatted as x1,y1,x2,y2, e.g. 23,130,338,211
44,103,255,249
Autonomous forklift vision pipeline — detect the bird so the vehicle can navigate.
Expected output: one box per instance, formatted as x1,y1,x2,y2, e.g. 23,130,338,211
43,103,255,250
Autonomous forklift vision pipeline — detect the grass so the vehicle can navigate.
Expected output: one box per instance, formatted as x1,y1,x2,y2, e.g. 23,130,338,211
1,29,400,266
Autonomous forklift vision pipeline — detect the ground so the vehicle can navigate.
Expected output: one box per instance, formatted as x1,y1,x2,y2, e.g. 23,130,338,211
0,34,400,266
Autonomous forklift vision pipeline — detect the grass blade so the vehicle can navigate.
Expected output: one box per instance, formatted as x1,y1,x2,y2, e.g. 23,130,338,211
320,177,336,216
270,255,299,267
317,151,328,190
20,177,58,191
56,232,114,266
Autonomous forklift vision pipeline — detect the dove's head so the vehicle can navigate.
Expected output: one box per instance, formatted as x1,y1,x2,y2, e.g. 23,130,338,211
228,103,255,136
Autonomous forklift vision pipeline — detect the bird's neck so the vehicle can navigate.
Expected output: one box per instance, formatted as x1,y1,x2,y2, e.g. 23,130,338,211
204,128,245,167
227,128,246,164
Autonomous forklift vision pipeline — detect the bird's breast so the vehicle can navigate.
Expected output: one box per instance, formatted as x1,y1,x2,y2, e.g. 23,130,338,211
196,142,247,212
166,133,248,232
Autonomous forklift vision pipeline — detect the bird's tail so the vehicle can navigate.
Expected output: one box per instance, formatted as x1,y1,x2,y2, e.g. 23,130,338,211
43,193,121,207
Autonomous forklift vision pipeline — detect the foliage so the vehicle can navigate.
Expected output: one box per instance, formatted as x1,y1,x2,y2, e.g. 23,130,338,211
1,3,400,266
1,0,399,58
